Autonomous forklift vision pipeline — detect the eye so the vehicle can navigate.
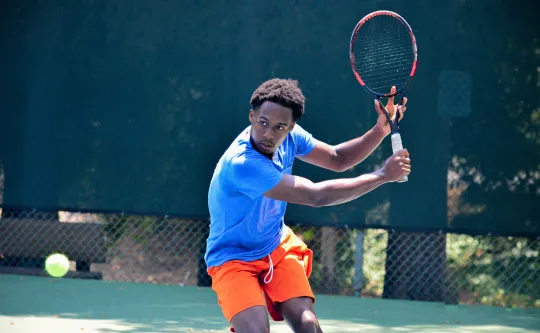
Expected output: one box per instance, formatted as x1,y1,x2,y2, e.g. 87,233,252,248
259,121,268,127
276,125,285,131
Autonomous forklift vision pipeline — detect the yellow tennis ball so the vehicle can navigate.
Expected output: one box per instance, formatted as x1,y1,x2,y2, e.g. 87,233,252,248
45,253,70,278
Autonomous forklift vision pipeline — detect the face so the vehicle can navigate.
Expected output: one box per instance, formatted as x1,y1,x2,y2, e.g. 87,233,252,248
249,101,295,156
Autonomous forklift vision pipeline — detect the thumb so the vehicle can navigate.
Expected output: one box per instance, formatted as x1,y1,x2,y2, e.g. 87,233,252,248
401,148,409,157
393,148,408,157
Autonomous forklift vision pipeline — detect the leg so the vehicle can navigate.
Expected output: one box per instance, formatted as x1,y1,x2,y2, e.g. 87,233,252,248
277,296,322,333
207,261,269,333
231,305,270,333
262,231,321,332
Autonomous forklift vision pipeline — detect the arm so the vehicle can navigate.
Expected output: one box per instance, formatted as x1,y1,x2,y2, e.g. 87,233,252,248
299,88,408,172
265,148,411,207
298,126,386,172
264,171,386,207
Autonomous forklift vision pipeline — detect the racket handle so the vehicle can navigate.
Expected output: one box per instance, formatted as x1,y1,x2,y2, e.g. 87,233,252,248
391,133,408,183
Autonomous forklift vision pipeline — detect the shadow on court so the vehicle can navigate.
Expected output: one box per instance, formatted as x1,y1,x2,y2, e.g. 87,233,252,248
0,275,539,333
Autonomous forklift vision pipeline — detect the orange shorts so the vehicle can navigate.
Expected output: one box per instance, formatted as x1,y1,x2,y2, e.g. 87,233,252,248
207,229,314,326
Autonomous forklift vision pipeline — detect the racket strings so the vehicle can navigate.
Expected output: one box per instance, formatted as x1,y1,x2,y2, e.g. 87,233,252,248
356,50,411,70
355,30,409,47
355,35,410,60
352,16,414,94
354,34,412,68
355,40,411,61
355,53,412,74
354,63,412,93
355,57,412,78
359,73,411,93
355,50,412,92
357,74,410,92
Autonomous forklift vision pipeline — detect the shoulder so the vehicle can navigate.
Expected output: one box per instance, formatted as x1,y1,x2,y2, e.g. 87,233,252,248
291,123,311,136
220,130,272,176
227,150,273,178
223,143,283,198
289,123,317,157
290,123,316,144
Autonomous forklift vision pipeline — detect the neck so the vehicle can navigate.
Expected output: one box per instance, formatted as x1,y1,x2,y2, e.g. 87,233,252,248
249,136,273,159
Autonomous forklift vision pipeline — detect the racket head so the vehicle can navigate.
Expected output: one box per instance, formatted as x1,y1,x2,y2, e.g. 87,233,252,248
349,10,418,98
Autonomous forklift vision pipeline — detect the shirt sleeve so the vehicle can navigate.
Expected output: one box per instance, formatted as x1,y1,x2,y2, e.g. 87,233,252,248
227,154,284,199
293,124,318,157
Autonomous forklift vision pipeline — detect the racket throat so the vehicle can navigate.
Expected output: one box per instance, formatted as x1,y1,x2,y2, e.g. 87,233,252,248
390,116,400,133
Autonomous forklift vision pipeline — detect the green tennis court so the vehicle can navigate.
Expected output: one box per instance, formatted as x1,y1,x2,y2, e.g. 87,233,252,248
1,1,539,332
1,274,538,333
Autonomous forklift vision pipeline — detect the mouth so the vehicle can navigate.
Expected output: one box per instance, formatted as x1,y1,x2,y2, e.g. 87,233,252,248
259,142,274,150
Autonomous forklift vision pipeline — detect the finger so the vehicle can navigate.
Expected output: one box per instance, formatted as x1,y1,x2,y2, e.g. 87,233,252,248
403,149,409,157
393,149,408,158
374,100,384,115
397,105,407,113
393,150,404,158
392,148,408,157
401,97,408,106
387,86,396,104
397,105,406,121
397,110,405,122
399,161,411,169
396,148,409,157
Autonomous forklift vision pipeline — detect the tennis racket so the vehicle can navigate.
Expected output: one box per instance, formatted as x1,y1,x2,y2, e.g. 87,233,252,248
349,10,417,182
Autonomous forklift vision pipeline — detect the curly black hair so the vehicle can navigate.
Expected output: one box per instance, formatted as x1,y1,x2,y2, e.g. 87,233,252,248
250,78,305,121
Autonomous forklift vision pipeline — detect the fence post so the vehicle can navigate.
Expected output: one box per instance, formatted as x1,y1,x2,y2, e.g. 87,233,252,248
354,229,365,297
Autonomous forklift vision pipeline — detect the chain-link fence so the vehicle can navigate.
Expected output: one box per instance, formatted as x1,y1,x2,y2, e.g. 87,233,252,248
0,208,538,309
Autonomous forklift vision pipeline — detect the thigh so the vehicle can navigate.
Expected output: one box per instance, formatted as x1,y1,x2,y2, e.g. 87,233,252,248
263,250,315,306
208,261,267,325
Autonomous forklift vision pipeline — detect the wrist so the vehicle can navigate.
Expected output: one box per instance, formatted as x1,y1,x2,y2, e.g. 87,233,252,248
372,124,388,138
372,169,390,184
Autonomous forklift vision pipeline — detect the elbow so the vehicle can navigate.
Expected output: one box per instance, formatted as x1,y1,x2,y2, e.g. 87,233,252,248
309,200,324,208
330,155,349,173
333,165,348,173
331,149,348,173
332,163,350,173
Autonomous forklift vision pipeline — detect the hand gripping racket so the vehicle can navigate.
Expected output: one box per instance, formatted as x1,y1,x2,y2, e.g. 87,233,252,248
349,10,418,182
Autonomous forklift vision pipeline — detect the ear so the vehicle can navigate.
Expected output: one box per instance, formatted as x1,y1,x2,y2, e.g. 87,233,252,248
249,109,254,122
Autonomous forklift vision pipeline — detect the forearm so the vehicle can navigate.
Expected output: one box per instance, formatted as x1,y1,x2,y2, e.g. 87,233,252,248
313,171,387,207
334,126,386,171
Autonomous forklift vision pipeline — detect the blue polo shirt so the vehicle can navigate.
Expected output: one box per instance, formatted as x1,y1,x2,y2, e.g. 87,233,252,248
204,124,317,267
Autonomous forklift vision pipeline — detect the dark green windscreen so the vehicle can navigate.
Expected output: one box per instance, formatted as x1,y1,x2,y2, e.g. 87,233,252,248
1,0,538,236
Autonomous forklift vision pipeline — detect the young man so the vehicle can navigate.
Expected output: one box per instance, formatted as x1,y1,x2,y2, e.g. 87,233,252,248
205,78,411,333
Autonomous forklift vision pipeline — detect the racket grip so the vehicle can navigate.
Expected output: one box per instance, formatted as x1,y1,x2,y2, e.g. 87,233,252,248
391,133,408,183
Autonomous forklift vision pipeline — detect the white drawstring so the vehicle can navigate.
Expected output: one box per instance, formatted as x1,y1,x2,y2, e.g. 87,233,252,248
263,255,274,283
264,226,289,284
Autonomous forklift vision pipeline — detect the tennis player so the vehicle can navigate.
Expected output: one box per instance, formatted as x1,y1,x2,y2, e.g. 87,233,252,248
205,78,410,333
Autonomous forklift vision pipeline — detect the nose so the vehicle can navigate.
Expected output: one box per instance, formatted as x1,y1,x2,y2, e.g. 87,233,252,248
263,128,274,141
